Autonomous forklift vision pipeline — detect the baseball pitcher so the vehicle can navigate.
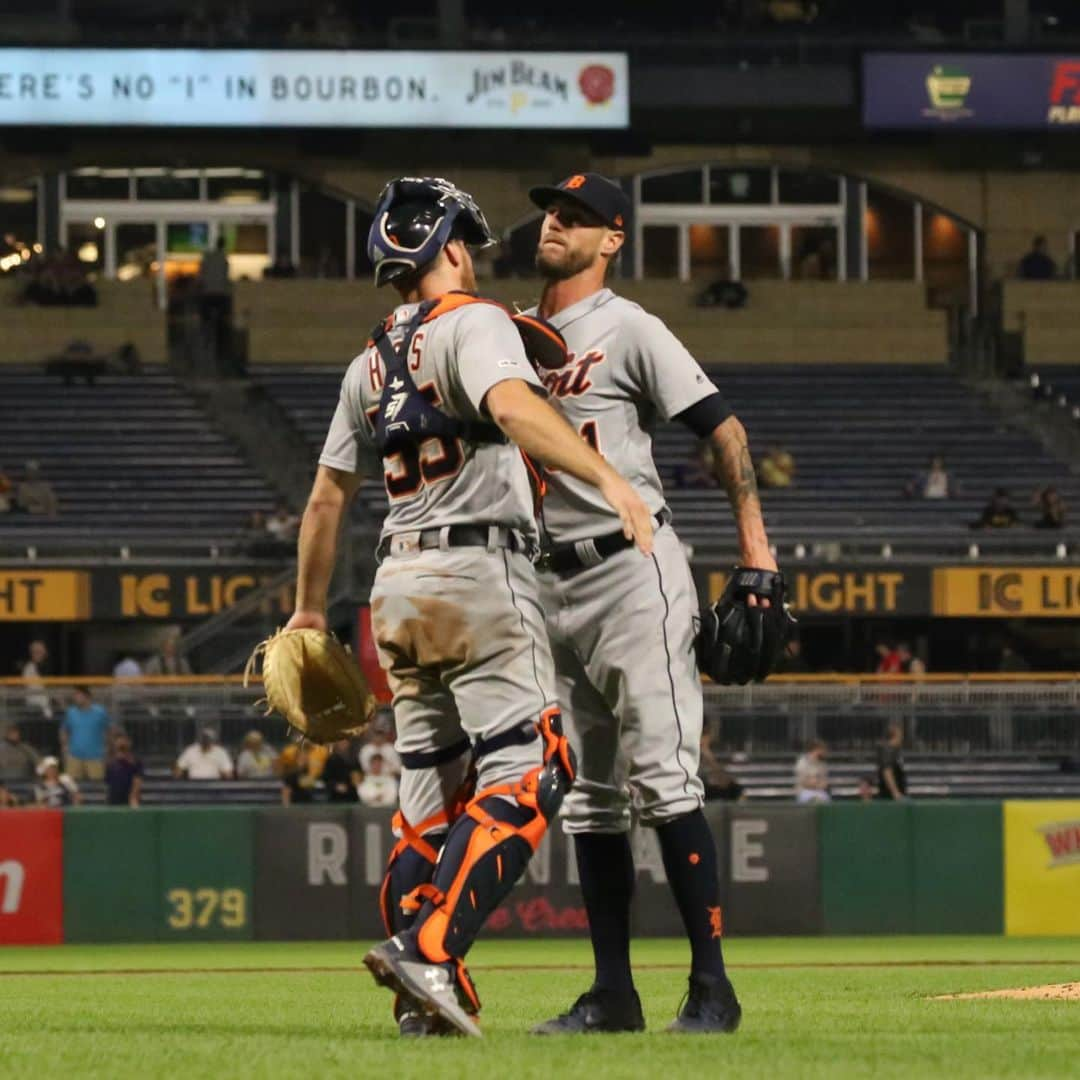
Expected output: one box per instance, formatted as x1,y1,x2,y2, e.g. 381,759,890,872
524,173,793,1035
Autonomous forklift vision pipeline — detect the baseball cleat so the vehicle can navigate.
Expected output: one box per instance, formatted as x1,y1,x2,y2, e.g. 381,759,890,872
364,936,482,1038
665,972,742,1034
531,986,646,1034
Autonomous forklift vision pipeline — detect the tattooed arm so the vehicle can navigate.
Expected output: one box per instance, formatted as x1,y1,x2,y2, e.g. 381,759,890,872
708,415,777,570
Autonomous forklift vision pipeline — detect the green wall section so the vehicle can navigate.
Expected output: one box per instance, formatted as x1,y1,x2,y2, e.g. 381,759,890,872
64,809,161,942
911,802,1003,934
59,801,1005,943
820,802,1003,935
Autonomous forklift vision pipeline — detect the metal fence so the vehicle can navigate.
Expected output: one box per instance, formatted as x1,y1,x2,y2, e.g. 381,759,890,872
2,676,1078,761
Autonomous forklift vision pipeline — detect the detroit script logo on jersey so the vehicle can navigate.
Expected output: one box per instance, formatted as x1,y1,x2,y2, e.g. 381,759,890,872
539,350,605,398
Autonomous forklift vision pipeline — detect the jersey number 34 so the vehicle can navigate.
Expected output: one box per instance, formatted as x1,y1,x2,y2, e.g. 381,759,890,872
366,383,463,500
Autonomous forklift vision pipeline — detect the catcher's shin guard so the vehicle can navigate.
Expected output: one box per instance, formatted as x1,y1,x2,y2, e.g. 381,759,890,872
409,708,575,964
380,809,449,936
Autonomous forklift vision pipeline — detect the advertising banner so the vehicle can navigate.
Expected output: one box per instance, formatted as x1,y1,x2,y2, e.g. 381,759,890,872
0,808,64,944
932,566,1080,618
864,52,1080,130
725,805,822,935
1004,799,1080,936
0,49,629,129
702,565,929,618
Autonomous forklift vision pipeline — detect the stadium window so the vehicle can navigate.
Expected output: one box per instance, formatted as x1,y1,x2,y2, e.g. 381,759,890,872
640,170,703,205
738,225,782,279
298,186,347,278
777,170,840,206
642,225,679,277
688,224,731,282
67,221,105,271
135,172,200,201
207,171,271,204
866,186,916,280
922,208,969,294
0,181,38,270
791,225,840,280
708,167,770,205
115,223,157,283
65,172,131,200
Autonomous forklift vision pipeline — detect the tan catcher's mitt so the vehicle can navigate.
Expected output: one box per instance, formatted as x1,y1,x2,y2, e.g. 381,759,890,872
244,628,377,744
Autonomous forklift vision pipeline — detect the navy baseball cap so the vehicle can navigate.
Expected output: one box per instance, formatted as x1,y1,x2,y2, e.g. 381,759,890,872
529,172,630,230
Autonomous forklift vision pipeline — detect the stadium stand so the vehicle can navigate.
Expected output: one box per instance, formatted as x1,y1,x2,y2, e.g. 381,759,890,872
236,279,948,366
0,279,167,365
0,365,279,551
254,360,1080,558
1003,281,1080,367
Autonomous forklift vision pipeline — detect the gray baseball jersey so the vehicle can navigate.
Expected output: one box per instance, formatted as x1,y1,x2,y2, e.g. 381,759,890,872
526,287,716,544
319,299,543,543
317,297,553,833
530,287,722,832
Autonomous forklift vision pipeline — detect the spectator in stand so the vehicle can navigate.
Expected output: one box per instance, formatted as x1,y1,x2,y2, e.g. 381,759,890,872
112,653,143,678
15,460,59,517
672,442,719,490
62,686,113,782
794,739,830,803
174,727,233,780
1033,486,1066,529
198,235,233,364
19,639,53,719
279,743,316,805
972,488,1018,529
698,732,745,802
105,733,144,807
998,643,1032,673
236,730,276,779
34,756,81,807
360,710,401,777
263,251,297,279
757,446,796,489
0,723,40,782
1018,235,1057,280
144,633,192,676
777,637,812,674
896,642,926,675
904,455,954,500
357,752,399,808
0,782,19,807
875,641,903,674
0,463,12,512
856,776,876,802
322,738,362,802
265,501,300,545
876,721,908,801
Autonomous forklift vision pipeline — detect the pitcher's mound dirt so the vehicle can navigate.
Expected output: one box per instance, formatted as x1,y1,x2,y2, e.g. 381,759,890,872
933,983,1080,1001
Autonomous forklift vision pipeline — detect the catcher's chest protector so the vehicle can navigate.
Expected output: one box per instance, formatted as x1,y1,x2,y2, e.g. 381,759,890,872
371,293,505,456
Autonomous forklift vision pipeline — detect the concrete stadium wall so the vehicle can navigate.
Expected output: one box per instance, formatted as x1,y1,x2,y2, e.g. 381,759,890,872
3,800,1076,945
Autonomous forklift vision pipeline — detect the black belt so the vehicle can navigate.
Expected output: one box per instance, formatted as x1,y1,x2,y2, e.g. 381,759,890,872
377,524,523,562
538,512,666,575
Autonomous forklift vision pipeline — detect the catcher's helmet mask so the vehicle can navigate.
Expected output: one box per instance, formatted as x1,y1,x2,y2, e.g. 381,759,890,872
368,176,496,287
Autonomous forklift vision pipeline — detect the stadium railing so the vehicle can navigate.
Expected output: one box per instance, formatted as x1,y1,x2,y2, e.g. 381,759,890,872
2,675,1078,759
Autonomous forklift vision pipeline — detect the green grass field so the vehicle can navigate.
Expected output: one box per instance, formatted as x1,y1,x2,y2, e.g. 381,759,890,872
1,937,1078,1078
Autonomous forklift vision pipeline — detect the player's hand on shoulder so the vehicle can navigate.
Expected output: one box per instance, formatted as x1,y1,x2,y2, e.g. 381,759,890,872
284,610,328,633
598,472,654,557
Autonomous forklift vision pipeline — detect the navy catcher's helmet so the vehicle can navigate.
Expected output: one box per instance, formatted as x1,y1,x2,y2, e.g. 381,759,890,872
367,176,496,287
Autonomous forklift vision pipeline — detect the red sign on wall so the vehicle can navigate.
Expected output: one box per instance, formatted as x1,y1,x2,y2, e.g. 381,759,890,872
0,809,64,944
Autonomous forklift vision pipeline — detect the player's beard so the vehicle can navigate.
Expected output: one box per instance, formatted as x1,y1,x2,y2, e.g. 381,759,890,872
535,242,596,281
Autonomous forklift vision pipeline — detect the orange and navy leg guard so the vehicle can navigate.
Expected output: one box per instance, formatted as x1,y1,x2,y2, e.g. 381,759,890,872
379,809,449,936
409,707,576,964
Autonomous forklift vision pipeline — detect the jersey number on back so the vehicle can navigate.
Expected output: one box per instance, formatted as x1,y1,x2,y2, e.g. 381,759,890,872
366,383,463,500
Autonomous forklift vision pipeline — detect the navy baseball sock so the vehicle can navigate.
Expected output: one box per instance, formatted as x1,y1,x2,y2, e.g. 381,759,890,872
574,832,636,994
655,809,727,980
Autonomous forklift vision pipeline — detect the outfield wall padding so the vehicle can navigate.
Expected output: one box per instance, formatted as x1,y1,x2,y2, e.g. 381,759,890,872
64,809,161,942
